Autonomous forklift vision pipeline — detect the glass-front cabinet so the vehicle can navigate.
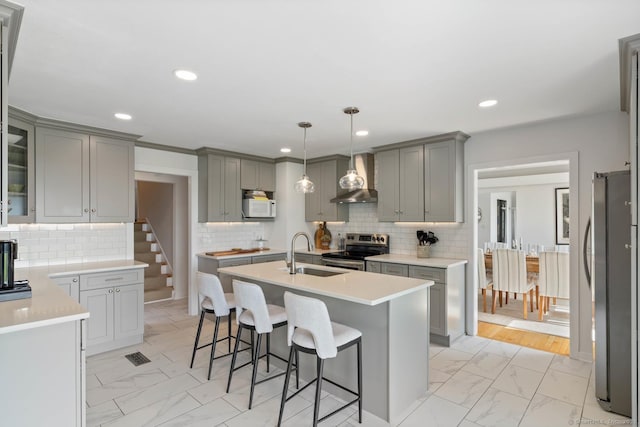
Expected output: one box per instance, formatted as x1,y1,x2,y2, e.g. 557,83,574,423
7,116,34,223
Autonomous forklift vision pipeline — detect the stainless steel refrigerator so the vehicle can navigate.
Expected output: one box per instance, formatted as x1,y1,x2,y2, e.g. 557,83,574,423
590,170,632,417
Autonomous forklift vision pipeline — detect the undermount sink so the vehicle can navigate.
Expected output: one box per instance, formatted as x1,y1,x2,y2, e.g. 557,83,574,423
293,266,346,277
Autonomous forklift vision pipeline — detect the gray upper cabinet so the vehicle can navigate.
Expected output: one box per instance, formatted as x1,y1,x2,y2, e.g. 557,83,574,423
7,113,35,223
374,131,468,223
241,159,275,192
377,146,424,222
305,156,349,222
35,127,135,223
198,151,242,222
424,139,465,222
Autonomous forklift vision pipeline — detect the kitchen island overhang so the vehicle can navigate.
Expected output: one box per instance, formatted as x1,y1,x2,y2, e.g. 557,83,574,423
216,261,434,423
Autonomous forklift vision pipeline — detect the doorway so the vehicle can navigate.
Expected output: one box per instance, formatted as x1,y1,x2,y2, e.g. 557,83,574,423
473,159,574,355
135,172,189,302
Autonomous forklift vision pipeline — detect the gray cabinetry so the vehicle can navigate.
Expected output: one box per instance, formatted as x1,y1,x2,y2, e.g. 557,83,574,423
198,151,242,222
7,111,35,223
241,159,275,192
424,139,464,222
374,131,468,223
35,127,135,223
198,252,288,289
377,147,424,222
305,156,349,222
294,252,323,265
367,258,466,346
52,274,80,302
79,268,145,356
252,252,286,263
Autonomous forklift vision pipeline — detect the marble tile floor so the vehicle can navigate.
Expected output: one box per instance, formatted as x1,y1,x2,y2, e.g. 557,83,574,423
87,299,631,427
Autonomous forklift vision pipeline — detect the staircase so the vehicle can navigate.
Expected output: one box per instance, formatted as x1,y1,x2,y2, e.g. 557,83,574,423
134,219,174,303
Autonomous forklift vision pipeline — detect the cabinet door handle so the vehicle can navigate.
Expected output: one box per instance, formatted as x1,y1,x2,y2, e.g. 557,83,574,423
72,278,78,283
91,208,96,213
108,289,113,293
84,208,89,213
115,288,121,292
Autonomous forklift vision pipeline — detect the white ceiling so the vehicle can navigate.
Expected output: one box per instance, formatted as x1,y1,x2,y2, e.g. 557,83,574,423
7,1,640,159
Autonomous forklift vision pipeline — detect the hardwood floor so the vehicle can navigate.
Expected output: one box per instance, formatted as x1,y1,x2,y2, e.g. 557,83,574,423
477,321,570,356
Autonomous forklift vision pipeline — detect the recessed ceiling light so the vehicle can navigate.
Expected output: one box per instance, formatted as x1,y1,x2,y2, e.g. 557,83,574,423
478,99,498,108
356,130,369,137
280,147,292,153
114,113,132,120
174,69,198,81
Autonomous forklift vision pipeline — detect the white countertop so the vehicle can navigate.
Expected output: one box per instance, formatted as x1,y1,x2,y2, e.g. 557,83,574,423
0,260,148,335
365,254,468,268
217,261,433,306
294,248,341,255
197,249,287,260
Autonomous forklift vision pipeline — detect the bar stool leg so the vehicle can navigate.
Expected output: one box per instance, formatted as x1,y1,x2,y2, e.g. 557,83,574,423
226,325,244,393
190,310,205,368
313,357,325,427
295,349,299,389
227,312,232,353
266,333,271,373
207,316,221,380
277,346,296,427
357,339,362,423
249,333,263,409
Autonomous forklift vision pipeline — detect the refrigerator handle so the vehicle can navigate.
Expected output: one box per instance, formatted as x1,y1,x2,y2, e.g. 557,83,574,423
583,217,591,286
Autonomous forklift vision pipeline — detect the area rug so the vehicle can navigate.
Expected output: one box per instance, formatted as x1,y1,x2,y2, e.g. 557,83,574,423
477,290,570,338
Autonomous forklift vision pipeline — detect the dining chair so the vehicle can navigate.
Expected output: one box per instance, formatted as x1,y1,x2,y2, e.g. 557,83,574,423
492,249,535,319
477,248,493,312
537,251,570,320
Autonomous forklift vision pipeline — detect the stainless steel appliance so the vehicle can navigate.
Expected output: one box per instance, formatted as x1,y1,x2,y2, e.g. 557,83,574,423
321,233,389,270
0,239,17,289
588,170,632,417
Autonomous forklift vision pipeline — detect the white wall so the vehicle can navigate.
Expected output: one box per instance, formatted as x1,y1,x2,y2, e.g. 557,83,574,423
466,110,629,361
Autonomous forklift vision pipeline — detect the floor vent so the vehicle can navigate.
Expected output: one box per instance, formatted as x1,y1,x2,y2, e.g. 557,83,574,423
125,351,151,366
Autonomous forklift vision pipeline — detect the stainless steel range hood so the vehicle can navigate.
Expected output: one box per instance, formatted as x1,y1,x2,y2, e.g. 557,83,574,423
330,153,378,204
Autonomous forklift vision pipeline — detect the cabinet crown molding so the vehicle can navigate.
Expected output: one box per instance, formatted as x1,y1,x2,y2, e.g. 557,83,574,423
195,146,275,163
619,33,640,112
372,131,470,152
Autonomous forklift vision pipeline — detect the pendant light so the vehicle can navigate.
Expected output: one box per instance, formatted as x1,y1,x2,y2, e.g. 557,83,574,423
339,106,365,190
294,122,315,193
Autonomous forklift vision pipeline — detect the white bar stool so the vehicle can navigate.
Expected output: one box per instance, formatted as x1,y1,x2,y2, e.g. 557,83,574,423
189,272,244,380
277,291,362,427
226,280,296,409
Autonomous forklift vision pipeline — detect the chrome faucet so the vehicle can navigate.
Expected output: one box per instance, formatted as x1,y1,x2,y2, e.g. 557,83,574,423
289,232,312,274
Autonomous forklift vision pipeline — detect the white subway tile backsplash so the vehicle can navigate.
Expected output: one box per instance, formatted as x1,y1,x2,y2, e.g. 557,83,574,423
4,223,128,268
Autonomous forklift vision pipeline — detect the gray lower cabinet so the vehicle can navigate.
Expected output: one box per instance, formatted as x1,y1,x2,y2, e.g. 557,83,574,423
198,152,242,222
294,252,323,265
199,253,286,290
52,274,80,302
35,127,135,223
79,269,145,356
367,260,466,346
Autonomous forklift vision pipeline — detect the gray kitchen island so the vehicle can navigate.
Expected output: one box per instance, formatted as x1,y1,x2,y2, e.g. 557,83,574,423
217,261,434,424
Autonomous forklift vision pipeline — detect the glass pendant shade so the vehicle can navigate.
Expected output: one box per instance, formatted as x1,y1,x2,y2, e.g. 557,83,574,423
339,106,365,190
295,174,315,193
295,122,315,193
338,170,364,190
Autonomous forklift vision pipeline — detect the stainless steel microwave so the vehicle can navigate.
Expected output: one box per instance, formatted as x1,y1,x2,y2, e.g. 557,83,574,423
242,199,276,218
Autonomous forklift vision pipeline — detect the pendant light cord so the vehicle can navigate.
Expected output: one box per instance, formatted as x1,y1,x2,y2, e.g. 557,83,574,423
303,127,308,173
349,112,354,169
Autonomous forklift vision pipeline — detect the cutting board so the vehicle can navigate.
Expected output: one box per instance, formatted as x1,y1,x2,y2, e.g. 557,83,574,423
206,248,270,256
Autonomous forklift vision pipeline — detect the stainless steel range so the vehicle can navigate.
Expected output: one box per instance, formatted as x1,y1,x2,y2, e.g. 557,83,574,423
321,233,389,270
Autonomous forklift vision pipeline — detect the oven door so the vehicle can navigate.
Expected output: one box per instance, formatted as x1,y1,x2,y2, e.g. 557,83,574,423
321,258,365,271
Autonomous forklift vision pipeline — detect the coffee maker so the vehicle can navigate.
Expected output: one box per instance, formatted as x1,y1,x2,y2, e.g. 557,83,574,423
0,240,18,289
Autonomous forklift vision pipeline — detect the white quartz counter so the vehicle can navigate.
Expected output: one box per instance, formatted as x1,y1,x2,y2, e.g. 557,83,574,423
365,254,468,268
0,260,148,335
217,260,433,305
197,249,287,261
